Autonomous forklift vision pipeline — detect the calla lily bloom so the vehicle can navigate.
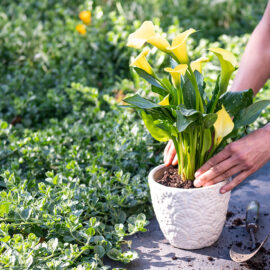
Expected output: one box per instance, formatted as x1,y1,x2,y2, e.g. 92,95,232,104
214,105,234,146
158,94,170,106
167,28,196,64
209,48,238,94
130,47,154,76
127,21,170,53
164,64,188,87
76,24,86,35
190,57,209,73
79,11,91,25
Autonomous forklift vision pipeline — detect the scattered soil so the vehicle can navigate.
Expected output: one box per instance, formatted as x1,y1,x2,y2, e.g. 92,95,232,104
232,218,244,226
207,256,215,261
244,259,268,270
226,211,235,220
235,241,242,248
171,256,177,260
156,165,195,188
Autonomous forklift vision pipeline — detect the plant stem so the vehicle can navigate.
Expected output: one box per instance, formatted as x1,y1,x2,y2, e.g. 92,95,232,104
187,65,204,113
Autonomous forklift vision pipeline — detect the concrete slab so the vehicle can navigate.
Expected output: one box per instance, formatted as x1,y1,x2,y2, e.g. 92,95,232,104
106,162,270,270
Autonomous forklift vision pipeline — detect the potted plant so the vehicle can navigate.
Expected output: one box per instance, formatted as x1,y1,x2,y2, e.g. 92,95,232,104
123,21,269,249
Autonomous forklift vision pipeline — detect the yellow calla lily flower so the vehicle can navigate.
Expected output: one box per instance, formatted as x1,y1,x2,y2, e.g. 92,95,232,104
158,94,170,106
190,57,209,73
130,47,154,76
147,35,171,53
164,64,188,87
209,48,238,94
79,11,91,25
214,105,234,146
167,28,196,64
127,21,155,49
127,21,170,53
76,24,86,35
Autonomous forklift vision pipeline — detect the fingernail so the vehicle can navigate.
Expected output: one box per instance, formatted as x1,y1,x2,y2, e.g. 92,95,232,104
193,180,201,187
220,188,226,194
194,171,200,178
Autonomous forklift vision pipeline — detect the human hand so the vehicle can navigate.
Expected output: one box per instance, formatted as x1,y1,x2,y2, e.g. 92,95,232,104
194,125,270,193
164,140,178,166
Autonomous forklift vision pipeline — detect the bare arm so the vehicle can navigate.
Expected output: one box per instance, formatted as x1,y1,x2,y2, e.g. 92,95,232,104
230,0,270,94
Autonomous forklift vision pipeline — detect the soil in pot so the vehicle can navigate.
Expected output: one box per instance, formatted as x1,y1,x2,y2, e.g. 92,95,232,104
155,165,196,189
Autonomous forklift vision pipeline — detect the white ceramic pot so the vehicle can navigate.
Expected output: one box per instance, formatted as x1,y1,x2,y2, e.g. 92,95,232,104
148,164,231,249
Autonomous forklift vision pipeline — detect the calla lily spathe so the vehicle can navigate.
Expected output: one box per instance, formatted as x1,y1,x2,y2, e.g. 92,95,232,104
164,64,188,87
213,105,234,146
158,94,170,106
190,57,209,73
209,48,238,94
127,21,170,53
130,47,154,76
167,29,196,64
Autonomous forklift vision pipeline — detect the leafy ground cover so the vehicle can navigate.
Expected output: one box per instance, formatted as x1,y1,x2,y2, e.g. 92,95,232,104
0,0,269,269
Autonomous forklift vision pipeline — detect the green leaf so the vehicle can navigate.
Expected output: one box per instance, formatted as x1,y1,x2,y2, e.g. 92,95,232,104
182,76,196,109
207,75,220,113
151,85,168,97
176,110,195,132
219,89,253,116
154,120,178,137
123,94,159,109
134,67,165,90
0,202,10,217
141,111,170,142
194,70,207,110
234,100,270,128
201,129,212,157
86,227,95,237
94,245,106,258
202,113,217,129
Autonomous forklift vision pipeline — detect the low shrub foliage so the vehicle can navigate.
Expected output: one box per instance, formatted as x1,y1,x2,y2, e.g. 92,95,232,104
0,0,269,269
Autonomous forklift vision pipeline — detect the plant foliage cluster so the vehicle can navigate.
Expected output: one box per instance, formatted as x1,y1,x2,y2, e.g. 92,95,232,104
0,0,269,269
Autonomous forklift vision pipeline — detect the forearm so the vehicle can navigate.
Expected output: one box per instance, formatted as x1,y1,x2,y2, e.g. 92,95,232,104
230,1,270,94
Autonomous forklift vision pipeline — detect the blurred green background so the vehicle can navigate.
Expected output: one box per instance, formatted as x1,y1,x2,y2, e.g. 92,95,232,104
0,1,269,269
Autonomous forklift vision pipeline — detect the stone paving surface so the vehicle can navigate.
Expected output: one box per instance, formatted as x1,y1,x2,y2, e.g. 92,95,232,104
106,161,270,270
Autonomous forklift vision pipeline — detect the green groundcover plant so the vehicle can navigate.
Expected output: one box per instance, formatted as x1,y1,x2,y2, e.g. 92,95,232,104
124,21,270,180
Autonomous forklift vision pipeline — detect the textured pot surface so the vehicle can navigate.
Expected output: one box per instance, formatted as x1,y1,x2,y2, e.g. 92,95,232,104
148,164,231,249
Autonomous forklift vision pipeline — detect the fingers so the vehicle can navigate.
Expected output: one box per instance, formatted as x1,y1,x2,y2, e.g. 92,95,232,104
220,169,252,194
164,140,172,159
163,140,176,166
194,156,240,187
195,148,231,178
164,146,176,166
172,155,178,166
202,165,243,187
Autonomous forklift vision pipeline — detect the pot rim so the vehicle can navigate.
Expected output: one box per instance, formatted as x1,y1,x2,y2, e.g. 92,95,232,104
149,164,230,193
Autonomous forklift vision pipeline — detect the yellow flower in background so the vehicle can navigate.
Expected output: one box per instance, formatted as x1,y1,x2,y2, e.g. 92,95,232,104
158,94,170,106
213,105,234,146
164,64,188,87
127,21,170,53
190,57,209,73
76,24,86,35
130,47,154,76
79,11,91,25
167,28,196,64
209,48,238,94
